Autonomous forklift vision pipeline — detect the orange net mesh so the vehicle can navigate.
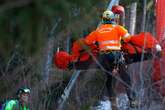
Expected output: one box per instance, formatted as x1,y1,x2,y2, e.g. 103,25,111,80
153,0,165,95
156,0,165,41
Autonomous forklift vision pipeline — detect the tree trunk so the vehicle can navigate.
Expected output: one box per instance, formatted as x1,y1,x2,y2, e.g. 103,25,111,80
121,12,126,26
141,0,147,32
129,2,137,35
42,18,61,84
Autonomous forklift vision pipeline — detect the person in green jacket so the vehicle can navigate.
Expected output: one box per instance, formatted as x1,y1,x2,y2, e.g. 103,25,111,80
4,87,31,110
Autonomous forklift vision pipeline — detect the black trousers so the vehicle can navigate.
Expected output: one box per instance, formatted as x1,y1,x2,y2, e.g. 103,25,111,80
99,51,135,100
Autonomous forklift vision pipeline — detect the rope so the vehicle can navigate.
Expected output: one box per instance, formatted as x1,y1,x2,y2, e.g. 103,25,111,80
57,0,121,109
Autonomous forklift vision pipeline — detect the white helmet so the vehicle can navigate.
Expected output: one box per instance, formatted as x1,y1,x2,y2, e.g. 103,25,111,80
102,10,115,20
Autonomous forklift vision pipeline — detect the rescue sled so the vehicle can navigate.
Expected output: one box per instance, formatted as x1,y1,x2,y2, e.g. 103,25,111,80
54,32,160,70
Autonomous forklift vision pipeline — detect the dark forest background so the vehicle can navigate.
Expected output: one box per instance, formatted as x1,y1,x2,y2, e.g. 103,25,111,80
0,0,155,109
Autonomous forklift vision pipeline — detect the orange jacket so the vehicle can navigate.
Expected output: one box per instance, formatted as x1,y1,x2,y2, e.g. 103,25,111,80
85,24,130,51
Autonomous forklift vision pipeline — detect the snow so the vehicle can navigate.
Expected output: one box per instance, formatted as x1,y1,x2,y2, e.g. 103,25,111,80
116,93,129,110
93,100,112,110
92,93,129,110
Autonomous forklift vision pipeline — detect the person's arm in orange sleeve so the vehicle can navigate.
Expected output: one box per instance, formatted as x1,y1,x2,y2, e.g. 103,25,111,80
117,25,131,42
84,31,97,45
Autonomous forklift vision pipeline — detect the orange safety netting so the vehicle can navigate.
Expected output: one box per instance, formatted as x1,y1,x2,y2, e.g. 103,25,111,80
153,0,165,95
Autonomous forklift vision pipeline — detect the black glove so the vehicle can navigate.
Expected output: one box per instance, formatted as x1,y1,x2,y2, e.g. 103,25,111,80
68,63,74,70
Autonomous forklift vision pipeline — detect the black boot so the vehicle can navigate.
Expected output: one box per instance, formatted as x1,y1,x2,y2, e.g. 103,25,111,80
129,99,139,108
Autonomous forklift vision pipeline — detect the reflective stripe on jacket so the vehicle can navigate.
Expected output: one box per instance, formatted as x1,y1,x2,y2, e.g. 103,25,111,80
85,24,131,51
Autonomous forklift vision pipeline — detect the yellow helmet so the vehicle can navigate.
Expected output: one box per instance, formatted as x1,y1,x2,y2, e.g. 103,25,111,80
102,10,115,20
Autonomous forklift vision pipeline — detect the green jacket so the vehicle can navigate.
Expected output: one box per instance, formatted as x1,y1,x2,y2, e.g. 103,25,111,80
4,100,29,110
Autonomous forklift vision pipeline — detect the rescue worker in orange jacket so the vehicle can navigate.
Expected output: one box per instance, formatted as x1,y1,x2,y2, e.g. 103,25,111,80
84,10,136,107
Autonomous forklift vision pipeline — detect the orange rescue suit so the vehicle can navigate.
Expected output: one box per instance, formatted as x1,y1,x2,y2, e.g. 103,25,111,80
85,24,131,51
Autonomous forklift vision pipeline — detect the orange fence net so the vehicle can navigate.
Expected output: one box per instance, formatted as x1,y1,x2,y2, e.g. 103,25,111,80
153,0,165,96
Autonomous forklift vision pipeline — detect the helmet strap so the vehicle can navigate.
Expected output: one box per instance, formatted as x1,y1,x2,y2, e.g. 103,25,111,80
102,19,116,24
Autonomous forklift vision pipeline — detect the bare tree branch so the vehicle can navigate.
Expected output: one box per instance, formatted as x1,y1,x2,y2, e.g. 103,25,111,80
0,0,32,13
